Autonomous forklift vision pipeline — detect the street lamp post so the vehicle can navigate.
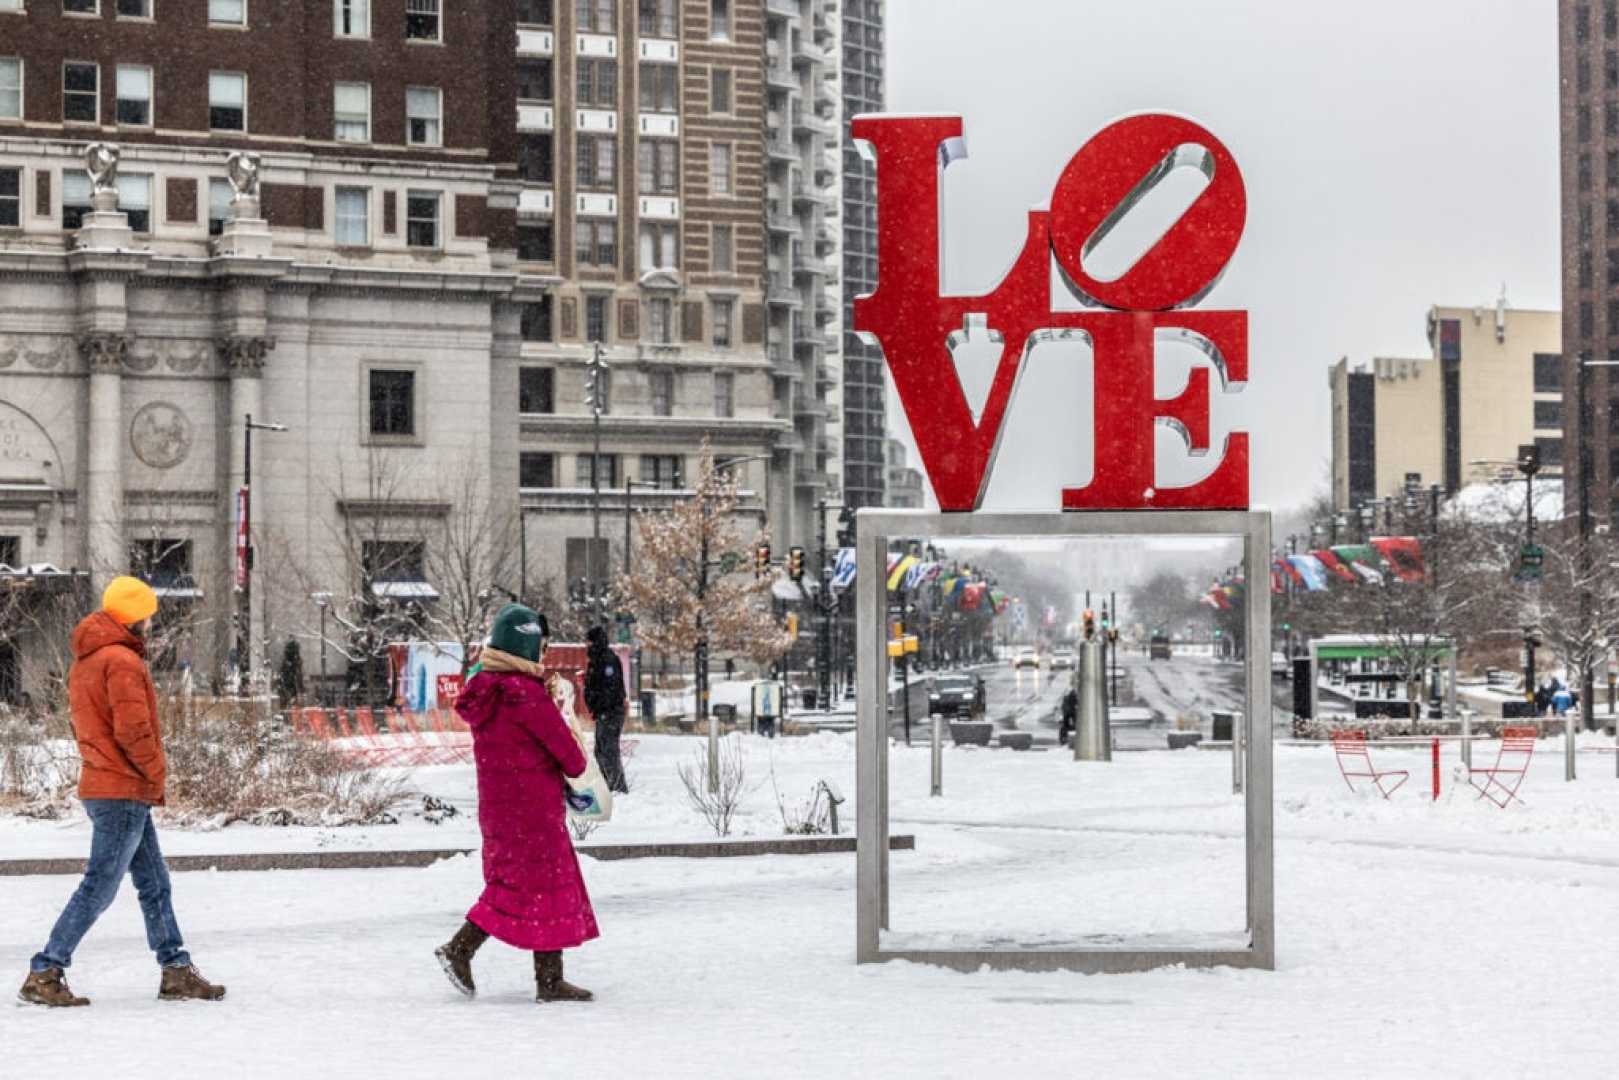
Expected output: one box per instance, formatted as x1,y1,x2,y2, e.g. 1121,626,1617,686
584,342,609,626
311,592,332,706
238,413,287,695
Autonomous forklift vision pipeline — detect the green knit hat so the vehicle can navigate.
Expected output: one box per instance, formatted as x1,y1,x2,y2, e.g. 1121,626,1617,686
487,603,548,662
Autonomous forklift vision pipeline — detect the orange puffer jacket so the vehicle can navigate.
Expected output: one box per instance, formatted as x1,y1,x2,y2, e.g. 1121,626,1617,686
67,611,166,805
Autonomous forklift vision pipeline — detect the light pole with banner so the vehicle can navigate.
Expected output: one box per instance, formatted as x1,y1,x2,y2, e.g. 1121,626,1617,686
237,413,287,694
584,342,610,625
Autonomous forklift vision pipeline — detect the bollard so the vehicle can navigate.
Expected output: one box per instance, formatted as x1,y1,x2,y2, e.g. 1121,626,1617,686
708,710,720,794
1074,640,1110,762
1461,710,1472,771
1231,715,1243,794
930,713,943,797
1566,711,1577,782
1431,738,1440,801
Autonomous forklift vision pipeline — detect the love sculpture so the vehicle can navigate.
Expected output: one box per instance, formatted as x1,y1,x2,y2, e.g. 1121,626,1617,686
852,113,1249,511
852,114,1273,976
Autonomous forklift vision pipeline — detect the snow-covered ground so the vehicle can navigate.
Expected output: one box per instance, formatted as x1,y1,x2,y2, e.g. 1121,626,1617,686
5,732,1619,1077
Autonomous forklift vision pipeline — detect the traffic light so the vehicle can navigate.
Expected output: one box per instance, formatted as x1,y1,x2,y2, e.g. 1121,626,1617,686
1082,609,1096,641
1517,443,1541,477
836,506,856,547
786,612,799,638
755,543,771,578
788,546,805,581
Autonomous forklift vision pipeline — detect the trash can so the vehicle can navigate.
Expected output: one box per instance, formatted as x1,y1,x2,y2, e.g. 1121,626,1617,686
639,691,657,724
1211,710,1234,742
802,689,818,710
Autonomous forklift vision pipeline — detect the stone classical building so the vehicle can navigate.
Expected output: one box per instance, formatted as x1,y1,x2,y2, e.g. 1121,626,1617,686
1329,300,1562,512
0,2,511,699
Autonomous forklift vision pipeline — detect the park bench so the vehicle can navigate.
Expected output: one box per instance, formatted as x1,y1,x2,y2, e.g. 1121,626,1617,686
1330,729,1409,799
1467,725,1537,807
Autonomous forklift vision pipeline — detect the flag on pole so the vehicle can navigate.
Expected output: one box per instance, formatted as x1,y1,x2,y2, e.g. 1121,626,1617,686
887,555,918,591
1311,548,1357,582
1369,536,1425,582
831,548,856,589
1331,544,1386,585
1287,554,1330,592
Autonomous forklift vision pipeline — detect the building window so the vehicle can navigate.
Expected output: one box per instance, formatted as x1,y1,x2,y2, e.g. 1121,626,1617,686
64,0,98,12
0,167,18,228
710,67,732,114
519,133,554,182
576,133,616,188
639,63,678,112
713,371,733,417
576,58,617,108
520,452,556,488
575,454,618,487
1580,104,1593,143
649,370,674,415
585,294,609,343
640,454,682,488
405,190,439,247
117,0,153,17
0,58,19,121
209,71,246,131
576,219,616,267
64,62,98,124
638,0,675,36
638,139,677,194
520,297,554,342
518,58,553,101
209,0,245,25
710,142,732,196
576,0,615,33
1581,55,1594,94
638,221,677,270
1536,437,1563,469
518,0,553,25
712,298,733,348
1582,153,1594,193
368,369,416,436
0,535,17,567
130,538,191,588
333,82,370,142
405,0,440,41
519,366,555,411
208,177,232,235
334,186,369,246
118,173,151,232
115,65,153,126
334,0,368,36
1534,400,1563,430
62,172,92,229
710,0,729,40
406,86,441,146
518,221,554,261
1533,354,1562,392
647,297,674,343
362,540,425,583
713,223,734,273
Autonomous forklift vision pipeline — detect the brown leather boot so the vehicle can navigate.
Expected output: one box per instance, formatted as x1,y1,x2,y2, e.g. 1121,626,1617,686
435,920,489,998
18,967,89,1008
534,950,593,1002
158,964,226,1001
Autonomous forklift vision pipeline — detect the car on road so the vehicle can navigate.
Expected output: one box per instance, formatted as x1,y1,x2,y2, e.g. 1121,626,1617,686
1149,632,1172,660
1272,651,1291,679
929,673,986,717
1012,647,1041,669
1049,648,1077,670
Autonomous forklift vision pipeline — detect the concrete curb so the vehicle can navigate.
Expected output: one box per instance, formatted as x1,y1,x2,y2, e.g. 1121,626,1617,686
0,835,916,876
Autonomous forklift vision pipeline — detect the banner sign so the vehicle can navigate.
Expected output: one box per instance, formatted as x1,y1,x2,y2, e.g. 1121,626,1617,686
852,113,1249,511
234,487,248,590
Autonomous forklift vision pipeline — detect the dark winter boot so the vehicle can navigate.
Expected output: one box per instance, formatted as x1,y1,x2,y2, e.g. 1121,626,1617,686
435,921,490,998
158,963,226,1001
534,951,593,1002
18,967,89,1008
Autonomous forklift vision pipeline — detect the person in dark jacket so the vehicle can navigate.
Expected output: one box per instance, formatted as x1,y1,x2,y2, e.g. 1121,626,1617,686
583,626,628,794
1058,687,1078,747
435,603,597,1003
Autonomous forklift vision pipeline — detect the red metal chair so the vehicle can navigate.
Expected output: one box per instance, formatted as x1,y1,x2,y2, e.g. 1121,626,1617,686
1331,729,1409,799
1468,726,1537,807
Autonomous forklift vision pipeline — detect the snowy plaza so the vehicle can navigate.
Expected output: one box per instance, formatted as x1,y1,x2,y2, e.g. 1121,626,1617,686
4,688,1615,1078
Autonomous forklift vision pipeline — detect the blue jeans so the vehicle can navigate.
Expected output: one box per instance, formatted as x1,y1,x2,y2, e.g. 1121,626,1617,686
31,799,190,972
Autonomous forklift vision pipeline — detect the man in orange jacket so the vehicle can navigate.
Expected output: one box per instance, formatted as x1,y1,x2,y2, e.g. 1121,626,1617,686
19,577,226,1007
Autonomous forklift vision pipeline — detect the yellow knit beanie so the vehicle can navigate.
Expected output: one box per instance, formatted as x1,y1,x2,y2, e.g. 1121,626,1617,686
103,576,158,625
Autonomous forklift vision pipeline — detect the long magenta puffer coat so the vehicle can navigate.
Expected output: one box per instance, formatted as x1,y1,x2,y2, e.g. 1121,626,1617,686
454,670,600,951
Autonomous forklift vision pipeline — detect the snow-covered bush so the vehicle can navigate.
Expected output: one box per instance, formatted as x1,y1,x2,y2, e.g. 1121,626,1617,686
677,736,747,837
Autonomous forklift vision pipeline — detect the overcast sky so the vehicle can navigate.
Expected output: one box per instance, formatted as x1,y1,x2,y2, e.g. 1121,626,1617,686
878,0,1560,513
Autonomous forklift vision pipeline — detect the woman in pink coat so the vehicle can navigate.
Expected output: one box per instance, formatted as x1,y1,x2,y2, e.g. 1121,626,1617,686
435,604,598,1002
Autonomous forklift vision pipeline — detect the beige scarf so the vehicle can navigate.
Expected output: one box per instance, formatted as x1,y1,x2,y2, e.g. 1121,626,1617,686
479,647,545,678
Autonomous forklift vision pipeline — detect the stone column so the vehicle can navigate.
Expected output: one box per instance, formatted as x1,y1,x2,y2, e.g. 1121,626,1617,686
217,335,274,679
79,332,132,587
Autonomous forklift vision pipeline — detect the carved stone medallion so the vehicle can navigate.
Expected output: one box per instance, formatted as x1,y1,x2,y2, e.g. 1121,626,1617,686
129,401,193,470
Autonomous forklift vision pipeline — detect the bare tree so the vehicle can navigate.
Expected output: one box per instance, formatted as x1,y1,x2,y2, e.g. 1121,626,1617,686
1523,529,1619,726
616,445,793,671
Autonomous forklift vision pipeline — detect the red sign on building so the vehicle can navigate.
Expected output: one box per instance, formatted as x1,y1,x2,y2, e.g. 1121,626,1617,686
234,487,248,589
851,113,1250,511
